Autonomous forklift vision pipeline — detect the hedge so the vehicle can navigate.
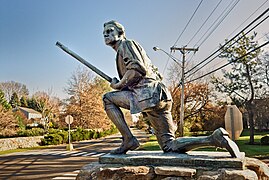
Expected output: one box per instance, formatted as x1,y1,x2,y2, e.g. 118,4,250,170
41,125,118,146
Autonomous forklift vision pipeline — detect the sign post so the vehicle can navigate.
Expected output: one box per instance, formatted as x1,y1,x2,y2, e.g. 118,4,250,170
225,103,243,141
65,115,74,151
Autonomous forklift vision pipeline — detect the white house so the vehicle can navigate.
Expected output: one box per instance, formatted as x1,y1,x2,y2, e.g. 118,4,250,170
18,107,42,119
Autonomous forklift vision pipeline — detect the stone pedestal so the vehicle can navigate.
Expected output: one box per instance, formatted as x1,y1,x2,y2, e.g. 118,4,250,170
76,151,269,180
100,151,245,170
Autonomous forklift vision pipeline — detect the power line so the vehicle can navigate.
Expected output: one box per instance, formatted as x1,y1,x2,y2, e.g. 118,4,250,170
185,10,269,79
162,0,203,75
192,0,237,47
207,32,269,75
226,0,268,40
184,7,269,76
185,40,269,84
190,0,268,73
196,0,240,47
257,31,269,41
186,0,268,74
186,0,223,46
195,16,269,77
173,0,204,46
184,0,238,67
166,0,229,73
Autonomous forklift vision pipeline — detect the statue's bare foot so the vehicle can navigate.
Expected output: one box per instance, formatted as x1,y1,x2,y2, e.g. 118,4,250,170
110,136,140,154
211,128,241,158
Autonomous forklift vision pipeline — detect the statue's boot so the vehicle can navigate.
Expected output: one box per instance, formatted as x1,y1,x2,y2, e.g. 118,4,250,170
171,128,241,158
210,127,241,158
110,136,140,154
105,106,140,154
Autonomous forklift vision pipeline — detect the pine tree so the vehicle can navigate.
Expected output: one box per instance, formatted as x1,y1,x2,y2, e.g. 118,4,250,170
212,32,263,144
0,90,11,110
20,96,28,107
9,92,20,108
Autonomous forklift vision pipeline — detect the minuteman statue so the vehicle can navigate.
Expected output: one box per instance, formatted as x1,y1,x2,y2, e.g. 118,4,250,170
102,20,241,158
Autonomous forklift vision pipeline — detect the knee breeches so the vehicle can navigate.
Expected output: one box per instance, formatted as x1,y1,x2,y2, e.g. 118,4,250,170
103,91,176,151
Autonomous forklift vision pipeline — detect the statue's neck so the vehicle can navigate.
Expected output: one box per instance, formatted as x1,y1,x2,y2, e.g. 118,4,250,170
111,40,122,52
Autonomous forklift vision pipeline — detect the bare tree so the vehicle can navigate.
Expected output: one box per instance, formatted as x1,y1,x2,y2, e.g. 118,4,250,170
30,91,61,129
65,67,112,129
170,82,216,134
0,81,29,101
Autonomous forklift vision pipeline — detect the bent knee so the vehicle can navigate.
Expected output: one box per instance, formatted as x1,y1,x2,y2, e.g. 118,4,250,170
103,92,118,111
103,93,111,103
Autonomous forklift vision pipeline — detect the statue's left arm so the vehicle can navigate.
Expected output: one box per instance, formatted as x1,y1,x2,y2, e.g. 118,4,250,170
110,69,142,90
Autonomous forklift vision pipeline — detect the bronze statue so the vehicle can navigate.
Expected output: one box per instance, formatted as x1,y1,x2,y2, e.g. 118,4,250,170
102,20,241,158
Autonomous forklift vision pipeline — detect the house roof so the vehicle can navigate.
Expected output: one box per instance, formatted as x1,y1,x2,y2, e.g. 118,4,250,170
19,107,41,114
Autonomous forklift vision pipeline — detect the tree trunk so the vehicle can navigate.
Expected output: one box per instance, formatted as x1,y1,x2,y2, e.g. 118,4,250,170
245,64,255,144
246,101,255,144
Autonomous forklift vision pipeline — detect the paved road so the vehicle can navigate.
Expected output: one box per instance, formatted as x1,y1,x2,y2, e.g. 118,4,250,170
0,128,149,180
1,129,268,179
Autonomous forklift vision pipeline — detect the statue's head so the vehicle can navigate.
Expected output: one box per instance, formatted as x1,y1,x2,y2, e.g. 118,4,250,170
103,20,125,46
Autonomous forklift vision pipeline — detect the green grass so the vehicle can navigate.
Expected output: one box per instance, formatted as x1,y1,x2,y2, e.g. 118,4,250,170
236,134,269,158
138,135,160,151
0,146,52,156
140,130,269,158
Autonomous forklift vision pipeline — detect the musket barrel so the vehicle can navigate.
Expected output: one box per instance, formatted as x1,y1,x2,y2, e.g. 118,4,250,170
56,41,112,82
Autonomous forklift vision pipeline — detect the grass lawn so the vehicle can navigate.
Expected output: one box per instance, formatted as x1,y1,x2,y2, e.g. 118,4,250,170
0,145,53,156
139,130,269,158
236,133,269,158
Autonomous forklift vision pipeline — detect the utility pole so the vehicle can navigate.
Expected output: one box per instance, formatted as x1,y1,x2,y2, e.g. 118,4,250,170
170,46,198,136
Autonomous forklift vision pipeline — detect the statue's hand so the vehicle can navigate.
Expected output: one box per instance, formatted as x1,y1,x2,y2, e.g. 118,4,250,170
110,77,120,89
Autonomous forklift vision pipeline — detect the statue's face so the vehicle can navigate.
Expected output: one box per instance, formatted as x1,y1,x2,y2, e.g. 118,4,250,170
103,24,120,46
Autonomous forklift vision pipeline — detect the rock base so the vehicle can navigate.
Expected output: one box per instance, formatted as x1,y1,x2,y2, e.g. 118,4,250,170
77,151,269,180
100,151,245,170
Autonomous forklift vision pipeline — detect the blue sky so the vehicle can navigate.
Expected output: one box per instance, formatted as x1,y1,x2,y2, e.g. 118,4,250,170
0,0,268,99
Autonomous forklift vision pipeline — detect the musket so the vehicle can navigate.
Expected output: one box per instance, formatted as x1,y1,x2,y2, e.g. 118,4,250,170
56,41,112,82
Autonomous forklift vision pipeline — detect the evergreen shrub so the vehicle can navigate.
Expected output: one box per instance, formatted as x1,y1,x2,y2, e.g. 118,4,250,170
40,126,118,146
261,135,269,145
17,128,45,137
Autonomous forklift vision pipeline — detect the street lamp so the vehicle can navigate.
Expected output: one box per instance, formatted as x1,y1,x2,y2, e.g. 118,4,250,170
153,47,182,67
